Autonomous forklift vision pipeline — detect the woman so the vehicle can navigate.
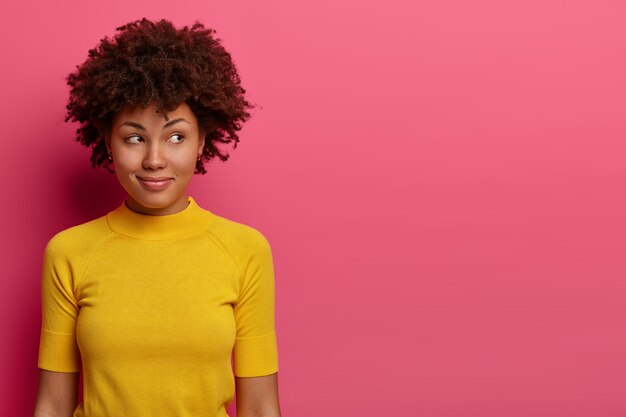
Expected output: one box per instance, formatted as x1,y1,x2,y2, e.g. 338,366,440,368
33,18,281,417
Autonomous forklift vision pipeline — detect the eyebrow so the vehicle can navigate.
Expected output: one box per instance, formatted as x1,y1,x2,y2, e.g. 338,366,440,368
119,118,191,131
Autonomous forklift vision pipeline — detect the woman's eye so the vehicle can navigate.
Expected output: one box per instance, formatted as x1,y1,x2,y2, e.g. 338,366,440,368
169,134,185,144
126,135,142,144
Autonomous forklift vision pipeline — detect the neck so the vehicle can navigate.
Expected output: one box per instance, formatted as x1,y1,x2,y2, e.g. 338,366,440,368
106,195,216,240
124,193,191,216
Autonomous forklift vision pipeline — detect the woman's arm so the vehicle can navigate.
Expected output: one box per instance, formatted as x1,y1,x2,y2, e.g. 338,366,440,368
33,369,79,417
235,372,281,417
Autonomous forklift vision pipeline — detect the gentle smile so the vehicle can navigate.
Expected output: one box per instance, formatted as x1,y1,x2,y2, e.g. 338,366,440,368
136,176,173,191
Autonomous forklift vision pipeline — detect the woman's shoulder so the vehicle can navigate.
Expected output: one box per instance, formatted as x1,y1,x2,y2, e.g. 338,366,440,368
206,212,272,254
45,214,112,258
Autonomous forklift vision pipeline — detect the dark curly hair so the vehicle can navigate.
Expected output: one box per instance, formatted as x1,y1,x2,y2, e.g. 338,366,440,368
64,17,255,174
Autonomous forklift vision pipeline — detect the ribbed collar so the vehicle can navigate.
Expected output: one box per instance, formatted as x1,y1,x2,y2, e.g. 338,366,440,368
106,195,215,240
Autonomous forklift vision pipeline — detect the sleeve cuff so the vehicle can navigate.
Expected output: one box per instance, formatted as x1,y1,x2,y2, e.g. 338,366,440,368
233,331,279,377
37,328,81,372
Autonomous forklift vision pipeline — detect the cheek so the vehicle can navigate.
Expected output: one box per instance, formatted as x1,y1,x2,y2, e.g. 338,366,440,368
112,151,141,169
172,152,199,172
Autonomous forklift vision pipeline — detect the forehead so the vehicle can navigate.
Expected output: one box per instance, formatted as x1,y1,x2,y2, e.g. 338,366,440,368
113,102,196,126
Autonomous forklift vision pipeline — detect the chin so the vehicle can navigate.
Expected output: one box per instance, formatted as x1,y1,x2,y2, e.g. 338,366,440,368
140,195,176,206
128,190,179,208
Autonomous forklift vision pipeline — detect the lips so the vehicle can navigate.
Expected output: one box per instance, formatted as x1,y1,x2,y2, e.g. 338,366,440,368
137,176,173,182
136,176,173,191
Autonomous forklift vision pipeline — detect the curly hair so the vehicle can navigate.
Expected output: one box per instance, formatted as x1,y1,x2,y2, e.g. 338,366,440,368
64,17,255,174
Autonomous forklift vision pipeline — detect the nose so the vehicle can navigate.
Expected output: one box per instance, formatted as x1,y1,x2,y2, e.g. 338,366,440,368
142,142,167,170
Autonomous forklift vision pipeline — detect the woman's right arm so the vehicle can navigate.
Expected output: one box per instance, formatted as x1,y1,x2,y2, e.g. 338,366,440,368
33,369,79,417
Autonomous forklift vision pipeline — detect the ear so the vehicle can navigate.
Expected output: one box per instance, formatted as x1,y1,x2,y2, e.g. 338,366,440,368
104,133,111,154
97,120,112,152
197,128,207,155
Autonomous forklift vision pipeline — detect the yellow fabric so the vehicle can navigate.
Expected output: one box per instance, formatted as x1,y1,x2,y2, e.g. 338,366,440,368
38,196,278,417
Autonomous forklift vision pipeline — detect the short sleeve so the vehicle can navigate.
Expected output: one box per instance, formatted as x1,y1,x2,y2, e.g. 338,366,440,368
37,240,81,372
232,232,279,377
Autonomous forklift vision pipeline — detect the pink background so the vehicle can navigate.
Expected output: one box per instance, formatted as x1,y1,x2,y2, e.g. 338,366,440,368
1,0,625,415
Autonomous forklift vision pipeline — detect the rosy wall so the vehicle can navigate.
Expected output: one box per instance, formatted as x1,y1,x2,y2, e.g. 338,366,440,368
2,0,625,415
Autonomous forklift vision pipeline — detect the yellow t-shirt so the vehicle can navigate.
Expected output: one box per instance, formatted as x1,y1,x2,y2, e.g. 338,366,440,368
37,195,279,417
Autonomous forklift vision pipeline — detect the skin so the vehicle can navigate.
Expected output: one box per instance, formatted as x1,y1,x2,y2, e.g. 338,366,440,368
33,370,79,417
33,101,281,417
105,101,206,216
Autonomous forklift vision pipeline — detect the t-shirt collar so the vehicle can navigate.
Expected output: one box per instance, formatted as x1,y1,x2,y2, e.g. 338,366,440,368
106,195,213,240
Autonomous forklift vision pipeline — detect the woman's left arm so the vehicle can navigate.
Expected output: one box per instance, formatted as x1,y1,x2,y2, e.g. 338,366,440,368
235,372,281,417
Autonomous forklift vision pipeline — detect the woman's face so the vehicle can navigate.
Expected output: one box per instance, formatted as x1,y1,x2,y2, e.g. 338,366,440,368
106,101,205,215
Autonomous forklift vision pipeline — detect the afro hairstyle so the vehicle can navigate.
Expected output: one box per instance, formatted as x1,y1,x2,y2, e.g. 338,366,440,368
64,17,255,174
